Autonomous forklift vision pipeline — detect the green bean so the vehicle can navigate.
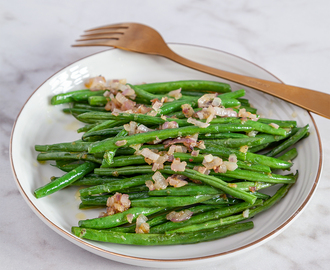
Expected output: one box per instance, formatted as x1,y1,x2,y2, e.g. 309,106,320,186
73,103,107,112
35,141,91,152
78,207,164,229
50,89,91,105
258,118,297,128
34,162,97,198
94,165,257,204
201,144,292,169
131,194,217,208
88,95,109,106
79,174,153,197
150,199,262,234
72,221,253,245
88,122,287,154
82,120,127,139
277,148,298,162
37,151,103,164
101,155,147,168
266,125,309,157
148,185,222,196
80,191,149,206
201,196,242,205
199,133,249,139
203,137,265,148
71,174,123,186
168,184,292,233
210,169,297,184
134,80,232,94
72,90,106,102
103,129,128,166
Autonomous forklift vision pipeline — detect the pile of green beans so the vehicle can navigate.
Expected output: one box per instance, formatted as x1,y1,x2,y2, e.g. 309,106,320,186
34,79,309,245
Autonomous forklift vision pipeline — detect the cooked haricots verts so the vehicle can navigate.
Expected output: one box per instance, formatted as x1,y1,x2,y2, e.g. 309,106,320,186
34,78,308,245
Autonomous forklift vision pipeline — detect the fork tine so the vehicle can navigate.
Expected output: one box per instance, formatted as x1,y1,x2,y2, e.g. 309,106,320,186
81,31,124,37
77,32,123,41
76,36,119,42
72,39,119,48
86,23,129,32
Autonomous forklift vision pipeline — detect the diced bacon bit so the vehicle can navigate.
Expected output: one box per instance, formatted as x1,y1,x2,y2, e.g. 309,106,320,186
166,210,193,222
181,104,195,118
198,94,217,108
202,154,223,170
228,154,238,163
269,123,280,129
115,140,127,146
171,158,187,172
247,130,258,137
167,154,174,162
85,76,106,91
191,150,200,157
249,186,257,193
106,193,131,216
160,121,179,130
214,107,238,117
223,161,238,171
166,174,188,187
135,214,150,234
238,108,259,121
140,148,160,162
187,117,210,128
227,183,237,188
168,88,182,100
242,209,250,218
239,145,249,153
126,213,134,223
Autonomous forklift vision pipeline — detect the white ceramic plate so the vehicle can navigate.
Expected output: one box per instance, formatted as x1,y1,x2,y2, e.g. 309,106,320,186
10,44,322,268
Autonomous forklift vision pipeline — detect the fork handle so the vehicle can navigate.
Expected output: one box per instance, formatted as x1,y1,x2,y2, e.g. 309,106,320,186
164,49,330,119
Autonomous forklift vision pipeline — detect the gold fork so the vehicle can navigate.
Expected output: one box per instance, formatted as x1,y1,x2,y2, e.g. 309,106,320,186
73,22,330,119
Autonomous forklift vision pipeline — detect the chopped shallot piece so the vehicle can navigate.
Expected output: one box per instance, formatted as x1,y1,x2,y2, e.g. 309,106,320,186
242,209,250,218
124,121,138,135
197,166,210,175
160,121,178,130
214,164,227,173
167,145,176,155
146,172,168,190
106,193,131,216
135,214,150,234
269,123,280,129
223,161,238,171
198,94,217,108
247,130,258,137
228,183,237,188
212,97,222,107
187,117,210,128
168,88,182,100
166,174,188,187
85,76,106,91
202,154,223,170
140,148,160,162
181,104,195,118
191,150,200,157
239,145,249,153
166,210,193,222
152,101,163,112
228,154,237,163
126,213,134,223
171,158,187,172
136,124,154,133
115,140,127,146
214,107,238,117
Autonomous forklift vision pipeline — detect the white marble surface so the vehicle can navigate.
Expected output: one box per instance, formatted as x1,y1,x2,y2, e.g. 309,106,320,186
2,0,330,269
